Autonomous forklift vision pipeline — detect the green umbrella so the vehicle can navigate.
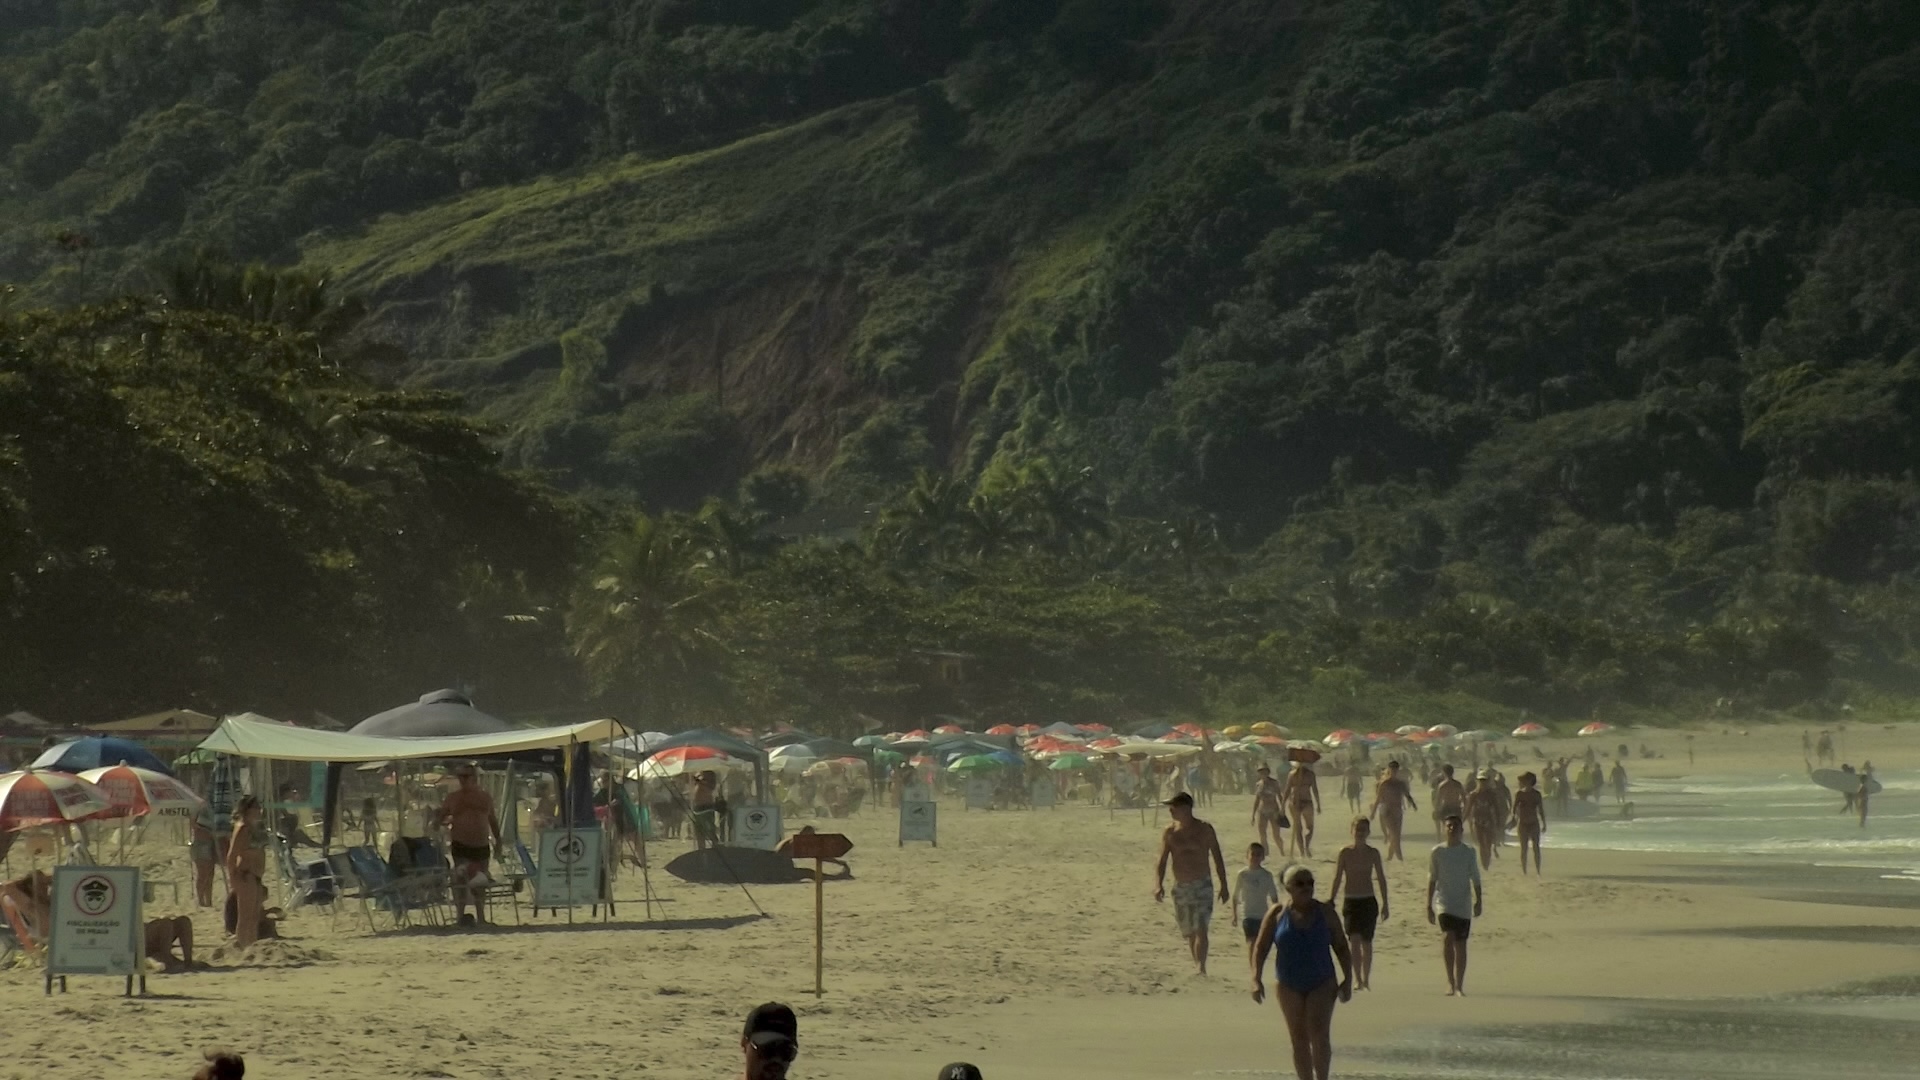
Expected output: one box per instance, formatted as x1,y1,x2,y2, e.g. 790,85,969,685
1047,754,1092,771
173,748,218,766
871,748,905,764
853,735,888,747
947,754,1004,772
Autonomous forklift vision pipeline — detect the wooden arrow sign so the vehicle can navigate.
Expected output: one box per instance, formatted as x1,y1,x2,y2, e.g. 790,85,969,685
789,831,853,860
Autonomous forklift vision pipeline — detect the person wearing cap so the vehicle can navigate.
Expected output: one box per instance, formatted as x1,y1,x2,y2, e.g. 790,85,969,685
937,1065,983,1080
438,762,502,927
741,1002,798,1080
1153,791,1229,976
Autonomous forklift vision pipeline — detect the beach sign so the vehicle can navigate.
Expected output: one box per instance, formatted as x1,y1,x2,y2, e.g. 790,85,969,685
787,832,853,998
964,775,994,810
1029,778,1056,808
534,826,605,909
47,866,143,997
899,799,937,846
733,804,783,850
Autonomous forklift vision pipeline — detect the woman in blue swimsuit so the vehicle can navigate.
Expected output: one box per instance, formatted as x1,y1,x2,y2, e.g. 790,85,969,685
1250,865,1353,1080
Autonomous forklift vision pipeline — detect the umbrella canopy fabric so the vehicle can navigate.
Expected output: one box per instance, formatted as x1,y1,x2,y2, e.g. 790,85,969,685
33,736,175,776
0,769,111,830
1394,724,1426,735
1119,741,1200,758
853,735,890,747
631,747,751,780
1048,754,1093,770
633,728,769,765
1512,722,1550,738
947,755,1005,772
77,765,203,818
1250,722,1285,737
768,745,818,762
1323,730,1359,747
351,689,513,738
984,724,1017,736
1427,724,1459,736
1577,722,1613,736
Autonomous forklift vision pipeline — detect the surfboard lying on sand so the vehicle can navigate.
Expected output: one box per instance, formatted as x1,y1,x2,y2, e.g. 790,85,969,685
1811,768,1882,795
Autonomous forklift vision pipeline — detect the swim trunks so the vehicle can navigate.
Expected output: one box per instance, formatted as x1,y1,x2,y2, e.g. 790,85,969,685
1243,916,1264,943
1171,879,1214,935
1437,913,1471,940
1342,896,1380,941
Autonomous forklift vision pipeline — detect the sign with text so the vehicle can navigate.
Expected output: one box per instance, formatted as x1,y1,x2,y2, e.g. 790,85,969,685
964,775,995,810
732,804,783,850
534,827,605,908
899,799,937,845
48,866,141,980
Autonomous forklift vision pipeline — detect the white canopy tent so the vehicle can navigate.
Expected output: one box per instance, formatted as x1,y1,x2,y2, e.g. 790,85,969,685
196,714,627,762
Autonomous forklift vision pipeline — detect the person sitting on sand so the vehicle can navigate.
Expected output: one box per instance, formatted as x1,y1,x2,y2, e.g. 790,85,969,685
1426,814,1482,996
741,1001,798,1080
191,1049,244,1080
1510,772,1546,875
1327,817,1388,991
1154,792,1230,976
146,915,204,972
1250,865,1353,1080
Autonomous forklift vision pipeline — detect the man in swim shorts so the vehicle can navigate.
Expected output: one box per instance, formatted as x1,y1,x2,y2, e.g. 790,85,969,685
1431,763,1464,841
439,762,502,927
1369,759,1418,861
1426,814,1482,996
1328,816,1389,990
1154,792,1229,975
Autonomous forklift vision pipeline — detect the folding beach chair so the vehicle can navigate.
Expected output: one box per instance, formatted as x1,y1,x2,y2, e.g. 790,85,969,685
344,846,418,929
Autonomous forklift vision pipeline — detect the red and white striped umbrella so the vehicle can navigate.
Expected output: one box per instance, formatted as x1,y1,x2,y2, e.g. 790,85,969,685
0,769,112,831
630,745,748,779
76,765,204,819
1577,721,1613,737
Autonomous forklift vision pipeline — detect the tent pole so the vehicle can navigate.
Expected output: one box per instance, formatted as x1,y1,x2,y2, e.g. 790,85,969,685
602,733,612,922
564,737,575,926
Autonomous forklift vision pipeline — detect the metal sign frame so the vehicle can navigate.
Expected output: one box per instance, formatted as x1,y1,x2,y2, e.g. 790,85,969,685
47,866,144,996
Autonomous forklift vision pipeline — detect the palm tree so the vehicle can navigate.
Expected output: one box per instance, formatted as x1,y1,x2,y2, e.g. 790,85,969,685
958,493,1031,561
689,499,774,576
1012,460,1110,553
876,469,970,565
152,248,386,367
567,513,731,723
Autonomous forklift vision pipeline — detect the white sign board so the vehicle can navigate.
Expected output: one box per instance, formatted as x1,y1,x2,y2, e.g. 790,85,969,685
899,799,937,845
733,804,783,850
49,866,142,979
534,827,605,908
964,775,995,810
1029,778,1056,808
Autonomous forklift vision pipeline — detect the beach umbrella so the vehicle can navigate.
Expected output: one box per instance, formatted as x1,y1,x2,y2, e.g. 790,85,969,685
1512,722,1549,738
1076,723,1112,734
0,769,112,831
1426,724,1459,737
1089,737,1127,751
933,724,967,735
351,688,512,738
1250,722,1284,737
1015,724,1043,736
1221,725,1248,739
631,746,748,780
768,744,818,762
32,737,174,777
871,749,905,765
1212,741,1248,754
1577,721,1613,737
1048,754,1093,771
76,765,202,819
1323,729,1359,748
1453,730,1501,743
1124,741,1201,759
1364,731,1400,745
1288,745,1323,764
1394,724,1425,736
948,755,1004,772
985,724,1017,736
173,748,219,767
904,729,932,739
1246,735,1288,747
853,735,889,747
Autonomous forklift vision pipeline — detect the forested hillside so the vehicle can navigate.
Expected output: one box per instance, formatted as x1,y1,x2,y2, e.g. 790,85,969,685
4,0,1919,731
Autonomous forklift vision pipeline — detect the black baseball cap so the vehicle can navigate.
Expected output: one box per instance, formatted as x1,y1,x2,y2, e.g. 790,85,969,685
938,1065,984,1080
744,1002,797,1056
1162,791,1194,807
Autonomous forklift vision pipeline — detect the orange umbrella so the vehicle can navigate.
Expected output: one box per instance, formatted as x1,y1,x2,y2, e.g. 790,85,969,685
0,769,111,831
77,764,203,818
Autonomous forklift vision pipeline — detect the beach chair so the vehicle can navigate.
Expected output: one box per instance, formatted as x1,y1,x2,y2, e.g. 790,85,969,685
1,894,34,965
325,851,379,932
286,853,341,924
344,846,418,929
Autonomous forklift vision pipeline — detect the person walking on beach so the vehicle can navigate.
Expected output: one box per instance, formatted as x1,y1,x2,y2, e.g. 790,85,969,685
1343,762,1363,816
1154,792,1230,976
1432,765,1464,841
1251,766,1287,855
1510,771,1546,874
1464,773,1499,869
1610,759,1629,804
1234,842,1280,949
439,762,503,927
1250,865,1353,1080
1369,760,1417,861
1327,817,1388,990
1283,761,1321,858
1426,814,1482,995
1856,773,1872,828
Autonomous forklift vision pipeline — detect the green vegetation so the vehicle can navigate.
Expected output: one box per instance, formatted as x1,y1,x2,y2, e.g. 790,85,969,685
3,1,1919,732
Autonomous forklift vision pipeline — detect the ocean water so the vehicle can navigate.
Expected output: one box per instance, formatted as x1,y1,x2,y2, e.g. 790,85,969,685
1544,770,1920,876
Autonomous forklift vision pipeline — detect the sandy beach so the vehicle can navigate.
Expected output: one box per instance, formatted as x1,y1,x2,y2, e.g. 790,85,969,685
4,725,1918,1079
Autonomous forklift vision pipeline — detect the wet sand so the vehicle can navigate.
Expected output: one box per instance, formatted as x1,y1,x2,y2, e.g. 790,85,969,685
2,724,1917,1079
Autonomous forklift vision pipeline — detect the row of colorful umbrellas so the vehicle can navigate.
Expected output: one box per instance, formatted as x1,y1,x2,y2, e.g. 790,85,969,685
0,764,203,832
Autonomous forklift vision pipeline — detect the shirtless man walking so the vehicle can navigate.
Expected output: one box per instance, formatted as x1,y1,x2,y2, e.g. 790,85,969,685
1153,792,1230,976
439,762,503,927
1431,764,1465,842
1369,760,1418,861
1464,773,1500,870
1282,761,1322,858
1510,771,1546,874
1250,766,1287,856
1327,817,1390,990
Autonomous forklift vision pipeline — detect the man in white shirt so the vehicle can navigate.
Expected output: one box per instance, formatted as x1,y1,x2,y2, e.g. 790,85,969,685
1425,813,1482,995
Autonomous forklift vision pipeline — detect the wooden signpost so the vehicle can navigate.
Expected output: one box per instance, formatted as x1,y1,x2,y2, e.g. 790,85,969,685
788,830,853,997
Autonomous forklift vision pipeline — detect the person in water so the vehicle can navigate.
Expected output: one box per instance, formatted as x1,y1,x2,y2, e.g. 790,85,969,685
1326,817,1388,991
1250,865,1353,1080
1510,771,1546,875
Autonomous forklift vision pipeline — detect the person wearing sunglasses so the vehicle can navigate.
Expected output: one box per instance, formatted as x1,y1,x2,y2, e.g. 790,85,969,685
1250,865,1353,1080
742,1002,798,1080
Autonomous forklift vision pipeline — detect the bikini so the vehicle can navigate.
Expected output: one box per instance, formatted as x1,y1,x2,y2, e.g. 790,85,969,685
1272,902,1336,994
